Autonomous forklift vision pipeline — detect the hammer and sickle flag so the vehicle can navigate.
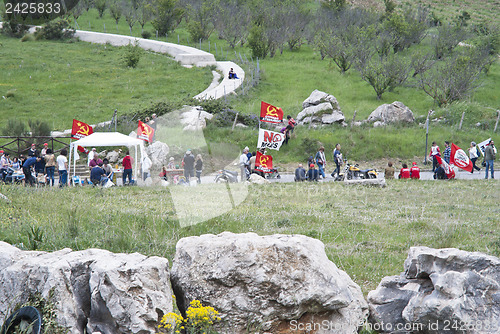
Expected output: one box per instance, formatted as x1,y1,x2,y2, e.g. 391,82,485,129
255,151,273,173
260,101,284,124
137,120,155,143
71,119,94,140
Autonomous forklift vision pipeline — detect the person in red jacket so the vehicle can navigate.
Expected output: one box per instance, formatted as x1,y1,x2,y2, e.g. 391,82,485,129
410,162,420,179
398,163,411,179
122,151,133,185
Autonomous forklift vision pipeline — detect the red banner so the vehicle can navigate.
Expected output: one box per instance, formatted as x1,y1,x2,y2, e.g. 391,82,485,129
71,119,93,140
137,120,155,143
255,151,273,173
260,101,283,124
450,143,473,172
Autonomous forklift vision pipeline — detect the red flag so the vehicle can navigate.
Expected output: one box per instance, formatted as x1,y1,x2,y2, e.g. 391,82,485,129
71,119,94,139
255,151,273,173
436,156,455,179
137,120,154,143
260,101,284,124
77,146,89,154
450,143,473,172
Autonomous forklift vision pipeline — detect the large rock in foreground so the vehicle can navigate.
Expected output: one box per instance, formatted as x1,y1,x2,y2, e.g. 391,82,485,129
171,232,368,334
0,242,172,334
368,246,500,333
366,101,415,125
297,90,346,127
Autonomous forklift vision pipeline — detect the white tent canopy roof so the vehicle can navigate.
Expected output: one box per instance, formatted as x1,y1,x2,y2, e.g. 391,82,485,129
72,132,144,147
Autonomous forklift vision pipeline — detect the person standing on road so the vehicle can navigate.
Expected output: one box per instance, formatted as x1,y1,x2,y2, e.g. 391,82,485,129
239,147,249,182
122,151,133,185
23,155,39,186
315,146,326,179
443,141,451,164
469,142,481,173
195,154,203,184
57,149,68,187
331,144,342,178
182,150,195,183
484,140,495,179
429,142,441,172
44,149,56,186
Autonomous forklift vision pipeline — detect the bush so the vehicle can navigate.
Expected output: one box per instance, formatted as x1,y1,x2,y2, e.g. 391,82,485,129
1,21,30,38
1,119,27,136
35,19,75,40
122,42,143,68
20,33,35,42
5,89,16,98
210,108,259,128
28,119,51,137
248,24,269,59
141,31,152,39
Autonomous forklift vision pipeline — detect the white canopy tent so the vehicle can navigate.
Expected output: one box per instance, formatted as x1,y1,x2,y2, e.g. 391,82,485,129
69,132,145,182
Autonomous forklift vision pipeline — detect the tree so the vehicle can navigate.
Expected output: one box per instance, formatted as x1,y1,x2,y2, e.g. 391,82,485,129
212,0,251,48
358,55,411,99
137,0,153,33
248,23,269,59
109,0,122,32
151,0,183,35
94,0,107,18
432,23,467,59
418,51,486,106
123,0,137,34
180,0,216,41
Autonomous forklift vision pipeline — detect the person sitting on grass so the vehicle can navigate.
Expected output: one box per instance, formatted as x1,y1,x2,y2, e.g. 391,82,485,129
295,163,306,182
307,163,319,182
398,163,411,179
90,162,106,186
384,161,395,179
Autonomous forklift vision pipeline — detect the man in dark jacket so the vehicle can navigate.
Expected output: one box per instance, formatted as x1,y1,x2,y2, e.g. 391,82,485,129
294,164,306,181
183,150,195,182
484,140,496,179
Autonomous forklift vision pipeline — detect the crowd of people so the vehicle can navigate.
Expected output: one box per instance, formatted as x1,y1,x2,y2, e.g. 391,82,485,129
0,143,69,187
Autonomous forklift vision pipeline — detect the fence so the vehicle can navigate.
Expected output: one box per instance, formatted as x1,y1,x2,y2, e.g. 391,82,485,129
0,136,71,157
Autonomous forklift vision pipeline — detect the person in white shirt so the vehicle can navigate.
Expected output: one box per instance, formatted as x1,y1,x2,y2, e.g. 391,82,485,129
239,147,249,182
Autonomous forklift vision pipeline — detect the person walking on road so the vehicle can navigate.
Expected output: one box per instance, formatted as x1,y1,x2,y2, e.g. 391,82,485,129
484,140,496,179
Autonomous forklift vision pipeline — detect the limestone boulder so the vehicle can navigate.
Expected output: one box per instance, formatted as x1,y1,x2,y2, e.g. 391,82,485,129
248,173,270,184
106,150,120,163
180,106,214,131
367,101,415,125
368,246,500,333
297,90,345,126
0,242,172,334
145,141,170,168
171,232,368,334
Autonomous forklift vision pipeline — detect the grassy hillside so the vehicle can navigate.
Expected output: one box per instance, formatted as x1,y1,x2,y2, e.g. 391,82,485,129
0,34,212,130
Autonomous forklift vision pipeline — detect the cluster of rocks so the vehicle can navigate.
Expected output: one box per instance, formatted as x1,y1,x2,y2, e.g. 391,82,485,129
2,236,499,334
297,90,415,128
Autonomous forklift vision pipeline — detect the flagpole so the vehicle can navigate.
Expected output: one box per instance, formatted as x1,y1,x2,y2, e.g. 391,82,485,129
68,139,73,185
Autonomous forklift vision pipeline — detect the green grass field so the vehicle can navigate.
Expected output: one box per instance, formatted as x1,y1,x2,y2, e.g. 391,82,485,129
0,180,498,294
0,33,212,130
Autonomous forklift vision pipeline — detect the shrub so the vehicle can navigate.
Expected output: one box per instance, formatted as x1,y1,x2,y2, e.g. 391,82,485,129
35,19,75,40
210,109,258,128
141,31,152,39
122,42,143,68
28,119,51,136
1,118,27,136
1,21,30,38
20,33,35,42
5,89,16,98
248,24,269,59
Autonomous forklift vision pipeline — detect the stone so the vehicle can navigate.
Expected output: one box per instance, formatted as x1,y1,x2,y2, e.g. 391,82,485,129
0,242,172,334
106,150,120,163
171,232,368,334
343,178,386,187
302,89,340,109
367,101,415,124
373,121,385,128
180,106,214,131
145,141,170,168
297,90,345,126
248,173,270,184
368,246,500,333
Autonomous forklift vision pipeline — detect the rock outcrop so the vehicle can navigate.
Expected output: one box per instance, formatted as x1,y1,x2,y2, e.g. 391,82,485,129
366,101,415,126
180,106,214,131
368,246,500,333
0,242,172,334
145,141,170,168
171,232,368,334
297,90,346,127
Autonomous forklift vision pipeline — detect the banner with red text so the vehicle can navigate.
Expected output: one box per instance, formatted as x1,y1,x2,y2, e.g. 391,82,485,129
71,119,94,140
255,151,273,173
137,121,155,143
260,101,284,124
257,129,285,151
